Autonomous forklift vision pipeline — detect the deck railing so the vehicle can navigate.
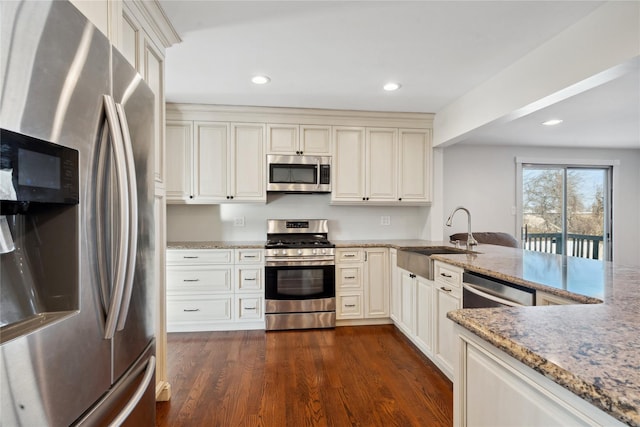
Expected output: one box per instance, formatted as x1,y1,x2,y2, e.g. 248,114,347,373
524,233,604,260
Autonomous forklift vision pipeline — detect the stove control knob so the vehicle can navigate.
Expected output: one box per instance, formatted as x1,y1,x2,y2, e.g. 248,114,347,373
297,249,303,255
321,248,327,254
312,249,318,255
281,250,287,256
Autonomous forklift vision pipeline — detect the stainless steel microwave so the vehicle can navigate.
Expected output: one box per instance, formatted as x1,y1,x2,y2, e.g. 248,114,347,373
267,154,331,193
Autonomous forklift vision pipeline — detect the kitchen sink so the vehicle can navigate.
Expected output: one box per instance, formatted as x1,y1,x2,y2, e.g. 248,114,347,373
397,246,476,280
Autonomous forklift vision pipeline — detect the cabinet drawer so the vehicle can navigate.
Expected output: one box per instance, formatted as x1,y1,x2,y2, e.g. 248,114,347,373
166,266,233,293
167,296,233,323
235,266,263,291
336,248,363,262
167,249,233,265
336,293,363,319
235,249,264,264
236,295,263,321
336,265,362,290
434,261,462,288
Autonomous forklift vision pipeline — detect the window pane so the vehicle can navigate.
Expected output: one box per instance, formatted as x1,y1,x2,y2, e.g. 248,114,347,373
523,167,564,253
566,169,605,260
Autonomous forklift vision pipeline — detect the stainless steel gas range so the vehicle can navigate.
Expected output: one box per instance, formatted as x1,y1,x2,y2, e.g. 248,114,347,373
264,219,336,330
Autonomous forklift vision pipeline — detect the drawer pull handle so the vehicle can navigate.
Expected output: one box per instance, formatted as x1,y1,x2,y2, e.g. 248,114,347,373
244,277,257,281
345,304,356,308
243,255,257,258
440,273,453,278
440,287,452,292
344,254,355,257
344,276,356,280
183,256,199,259
244,307,257,311
183,279,200,282
183,308,200,312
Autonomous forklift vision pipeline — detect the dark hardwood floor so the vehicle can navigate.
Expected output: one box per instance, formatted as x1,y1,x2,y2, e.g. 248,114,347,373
156,325,453,427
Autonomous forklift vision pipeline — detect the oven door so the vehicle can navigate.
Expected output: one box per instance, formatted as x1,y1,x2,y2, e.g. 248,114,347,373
265,262,335,300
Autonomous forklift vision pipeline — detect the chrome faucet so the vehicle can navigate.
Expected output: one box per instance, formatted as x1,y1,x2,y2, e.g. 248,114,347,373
445,206,478,249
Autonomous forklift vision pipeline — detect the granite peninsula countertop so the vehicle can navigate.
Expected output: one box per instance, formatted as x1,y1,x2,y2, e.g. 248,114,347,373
434,247,640,426
167,241,266,249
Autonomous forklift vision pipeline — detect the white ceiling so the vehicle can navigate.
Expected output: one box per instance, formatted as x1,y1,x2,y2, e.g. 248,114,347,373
159,1,639,149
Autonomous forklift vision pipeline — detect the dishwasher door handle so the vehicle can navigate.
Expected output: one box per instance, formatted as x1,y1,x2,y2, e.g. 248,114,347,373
462,283,523,307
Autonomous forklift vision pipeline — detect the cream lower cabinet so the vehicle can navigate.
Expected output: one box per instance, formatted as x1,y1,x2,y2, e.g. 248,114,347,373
392,261,461,380
536,291,578,306
336,247,390,322
166,249,264,331
166,121,266,203
389,249,401,323
454,327,625,427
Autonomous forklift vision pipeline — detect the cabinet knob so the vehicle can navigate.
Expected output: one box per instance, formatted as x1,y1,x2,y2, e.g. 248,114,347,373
398,198,402,201
230,195,234,199
189,195,194,199
362,197,366,201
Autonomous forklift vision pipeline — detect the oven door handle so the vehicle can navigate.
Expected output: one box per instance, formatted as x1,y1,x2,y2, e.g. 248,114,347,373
462,283,523,307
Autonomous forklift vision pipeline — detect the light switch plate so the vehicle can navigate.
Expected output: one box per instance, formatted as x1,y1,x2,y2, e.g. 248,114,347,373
234,217,245,227
381,216,391,226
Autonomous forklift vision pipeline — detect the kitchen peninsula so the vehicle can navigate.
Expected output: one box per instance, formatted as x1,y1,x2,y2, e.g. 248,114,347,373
434,248,640,427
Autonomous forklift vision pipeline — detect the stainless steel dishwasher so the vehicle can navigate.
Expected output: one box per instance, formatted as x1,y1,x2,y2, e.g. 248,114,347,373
462,271,535,308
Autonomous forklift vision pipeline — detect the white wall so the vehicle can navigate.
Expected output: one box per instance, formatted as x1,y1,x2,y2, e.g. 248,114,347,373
442,144,640,267
167,194,428,242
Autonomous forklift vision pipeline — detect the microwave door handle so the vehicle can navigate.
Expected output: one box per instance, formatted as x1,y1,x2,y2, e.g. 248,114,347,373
102,95,130,340
114,103,138,331
316,158,320,189
462,283,523,307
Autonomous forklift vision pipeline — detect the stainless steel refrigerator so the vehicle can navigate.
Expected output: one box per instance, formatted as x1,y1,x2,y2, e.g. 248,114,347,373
0,1,156,425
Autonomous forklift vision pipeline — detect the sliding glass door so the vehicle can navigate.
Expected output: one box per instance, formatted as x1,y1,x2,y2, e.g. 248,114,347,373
521,165,611,261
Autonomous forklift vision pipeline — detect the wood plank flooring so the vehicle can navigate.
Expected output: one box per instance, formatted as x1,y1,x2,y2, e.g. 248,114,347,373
156,325,453,427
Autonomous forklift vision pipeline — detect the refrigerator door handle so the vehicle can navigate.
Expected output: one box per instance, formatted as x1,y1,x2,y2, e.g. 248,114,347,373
107,355,156,427
114,102,138,331
102,94,130,340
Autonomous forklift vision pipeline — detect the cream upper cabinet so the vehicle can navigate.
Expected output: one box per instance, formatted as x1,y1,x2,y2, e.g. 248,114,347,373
332,127,366,202
333,126,428,205
398,129,431,203
165,121,193,201
366,128,397,202
166,122,266,203
267,124,331,155
195,122,229,201
231,123,266,202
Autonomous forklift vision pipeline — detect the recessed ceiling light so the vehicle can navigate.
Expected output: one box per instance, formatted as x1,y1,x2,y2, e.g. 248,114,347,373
251,75,271,85
542,119,563,126
383,82,401,91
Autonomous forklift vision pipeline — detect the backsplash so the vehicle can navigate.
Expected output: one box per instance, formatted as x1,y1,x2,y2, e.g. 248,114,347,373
166,193,429,242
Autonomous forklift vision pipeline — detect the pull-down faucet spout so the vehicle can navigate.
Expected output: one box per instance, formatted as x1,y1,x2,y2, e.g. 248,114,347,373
445,206,478,249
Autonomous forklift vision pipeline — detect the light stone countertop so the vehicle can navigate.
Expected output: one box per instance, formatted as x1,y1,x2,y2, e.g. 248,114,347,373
436,247,640,426
167,241,266,249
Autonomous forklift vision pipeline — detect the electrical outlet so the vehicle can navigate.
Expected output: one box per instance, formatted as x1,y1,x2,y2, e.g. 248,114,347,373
234,216,245,227
381,216,391,226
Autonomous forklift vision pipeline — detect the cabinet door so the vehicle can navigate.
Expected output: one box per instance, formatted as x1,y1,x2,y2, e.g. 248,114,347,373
434,286,460,378
336,293,363,319
195,122,228,201
390,250,401,323
398,129,431,203
399,269,415,334
231,123,266,201
267,124,299,154
165,121,192,202
300,125,331,155
415,276,434,355
366,128,397,202
364,248,389,318
142,36,165,185
332,127,365,202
